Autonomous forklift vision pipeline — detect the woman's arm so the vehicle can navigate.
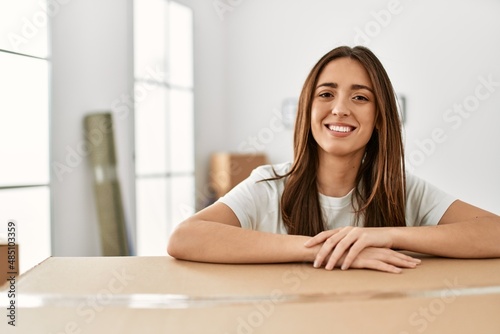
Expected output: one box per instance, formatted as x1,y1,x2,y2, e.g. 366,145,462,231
392,200,500,258
306,200,500,270
167,202,421,273
167,202,317,263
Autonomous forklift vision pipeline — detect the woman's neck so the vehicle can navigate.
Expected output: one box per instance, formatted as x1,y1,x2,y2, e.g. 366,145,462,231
316,152,363,197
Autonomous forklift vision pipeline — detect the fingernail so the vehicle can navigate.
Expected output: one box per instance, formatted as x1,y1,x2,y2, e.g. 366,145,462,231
313,261,319,268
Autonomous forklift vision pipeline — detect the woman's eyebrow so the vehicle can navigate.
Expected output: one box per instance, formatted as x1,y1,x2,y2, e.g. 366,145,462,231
316,82,374,93
351,84,374,93
316,82,337,89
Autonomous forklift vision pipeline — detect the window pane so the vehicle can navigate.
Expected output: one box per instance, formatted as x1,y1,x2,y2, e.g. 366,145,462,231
0,187,51,273
168,89,194,172
168,175,195,235
0,0,48,58
134,1,195,258
0,52,49,186
168,1,193,88
135,86,168,175
136,177,168,256
134,0,167,81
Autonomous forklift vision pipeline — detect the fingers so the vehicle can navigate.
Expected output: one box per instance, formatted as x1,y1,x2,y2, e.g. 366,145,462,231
383,251,421,268
364,260,403,274
357,255,418,274
314,247,422,274
324,231,361,270
308,227,414,273
316,227,360,269
339,234,404,270
339,237,368,270
303,229,340,247
312,230,349,268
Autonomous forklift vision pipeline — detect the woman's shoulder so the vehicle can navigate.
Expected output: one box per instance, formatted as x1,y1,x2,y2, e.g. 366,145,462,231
250,161,292,179
405,171,455,200
405,171,419,185
405,172,429,194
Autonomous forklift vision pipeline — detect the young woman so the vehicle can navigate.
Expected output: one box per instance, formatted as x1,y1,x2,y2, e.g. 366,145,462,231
167,46,500,273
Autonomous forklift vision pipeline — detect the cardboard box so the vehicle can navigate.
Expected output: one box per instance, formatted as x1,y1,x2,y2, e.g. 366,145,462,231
0,243,19,285
210,152,267,198
3,256,500,333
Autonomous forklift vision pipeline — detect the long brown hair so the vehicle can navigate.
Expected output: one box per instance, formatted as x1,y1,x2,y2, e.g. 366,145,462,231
272,46,406,235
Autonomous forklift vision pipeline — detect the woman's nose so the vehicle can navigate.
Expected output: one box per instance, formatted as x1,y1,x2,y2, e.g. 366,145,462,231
331,98,350,117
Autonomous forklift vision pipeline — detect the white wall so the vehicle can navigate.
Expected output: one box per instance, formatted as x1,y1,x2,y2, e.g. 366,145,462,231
222,0,500,214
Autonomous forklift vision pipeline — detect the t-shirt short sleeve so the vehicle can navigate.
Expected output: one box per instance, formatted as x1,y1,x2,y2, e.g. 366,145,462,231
405,173,457,226
217,163,288,234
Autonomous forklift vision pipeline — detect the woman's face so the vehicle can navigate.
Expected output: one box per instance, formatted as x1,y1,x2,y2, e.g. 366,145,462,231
311,57,376,161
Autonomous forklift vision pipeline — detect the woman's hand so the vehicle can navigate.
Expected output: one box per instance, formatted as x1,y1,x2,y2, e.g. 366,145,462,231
304,226,417,272
335,246,421,273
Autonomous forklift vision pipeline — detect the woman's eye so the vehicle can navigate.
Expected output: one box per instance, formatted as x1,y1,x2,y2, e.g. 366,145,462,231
319,92,333,98
353,95,368,101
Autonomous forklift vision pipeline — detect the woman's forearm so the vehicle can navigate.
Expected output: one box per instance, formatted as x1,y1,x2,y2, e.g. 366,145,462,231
167,219,317,264
391,217,500,258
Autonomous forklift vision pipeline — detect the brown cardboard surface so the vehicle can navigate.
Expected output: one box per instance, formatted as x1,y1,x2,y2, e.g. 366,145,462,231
4,294,500,333
210,152,267,198
0,244,18,285
2,256,500,333
9,256,500,297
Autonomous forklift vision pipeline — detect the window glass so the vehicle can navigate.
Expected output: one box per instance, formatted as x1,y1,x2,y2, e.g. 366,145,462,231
135,86,168,175
0,0,48,58
0,187,51,273
168,175,195,235
168,1,193,88
134,0,167,81
134,0,194,256
136,178,168,255
168,89,194,173
0,52,49,186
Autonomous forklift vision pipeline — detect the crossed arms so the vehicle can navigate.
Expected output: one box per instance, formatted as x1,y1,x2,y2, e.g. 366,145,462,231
167,200,500,273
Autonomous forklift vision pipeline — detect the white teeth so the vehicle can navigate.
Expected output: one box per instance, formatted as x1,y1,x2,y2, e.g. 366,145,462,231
328,125,353,133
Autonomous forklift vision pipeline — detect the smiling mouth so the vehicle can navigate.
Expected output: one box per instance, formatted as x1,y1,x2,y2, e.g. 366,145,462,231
325,124,356,133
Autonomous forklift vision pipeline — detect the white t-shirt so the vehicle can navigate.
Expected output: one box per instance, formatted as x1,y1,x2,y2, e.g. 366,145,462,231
218,162,457,234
